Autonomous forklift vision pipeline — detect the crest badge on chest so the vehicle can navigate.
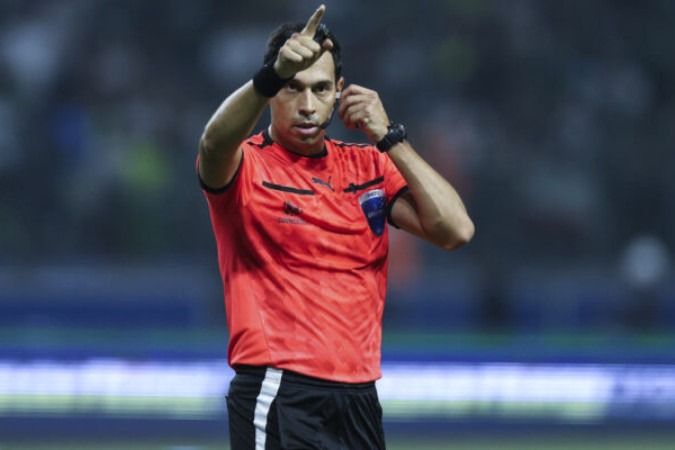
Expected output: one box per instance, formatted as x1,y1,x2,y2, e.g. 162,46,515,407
358,189,386,237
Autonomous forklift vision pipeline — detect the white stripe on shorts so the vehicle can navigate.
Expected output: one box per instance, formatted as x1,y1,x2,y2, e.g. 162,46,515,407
254,367,282,450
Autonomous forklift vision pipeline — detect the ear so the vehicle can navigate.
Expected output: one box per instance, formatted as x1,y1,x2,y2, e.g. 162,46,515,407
336,76,345,97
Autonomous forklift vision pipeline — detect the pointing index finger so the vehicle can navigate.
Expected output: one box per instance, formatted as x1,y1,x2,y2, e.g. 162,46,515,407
301,4,326,36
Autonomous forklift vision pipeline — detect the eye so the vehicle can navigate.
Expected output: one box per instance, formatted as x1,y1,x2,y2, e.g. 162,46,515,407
313,83,330,96
286,82,300,92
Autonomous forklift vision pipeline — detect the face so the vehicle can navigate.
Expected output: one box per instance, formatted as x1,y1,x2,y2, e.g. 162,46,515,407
269,51,344,155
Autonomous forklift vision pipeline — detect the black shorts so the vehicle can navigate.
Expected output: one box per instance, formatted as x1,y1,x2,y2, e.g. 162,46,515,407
226,365,386,450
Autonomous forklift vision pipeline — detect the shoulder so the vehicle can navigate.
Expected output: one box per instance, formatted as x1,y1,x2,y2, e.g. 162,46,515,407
327,137,375,152
327,138,382,162
327,138,394,170
243,130,274,151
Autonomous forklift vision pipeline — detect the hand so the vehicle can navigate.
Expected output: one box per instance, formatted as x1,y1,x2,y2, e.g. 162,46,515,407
273,4,334,79
338,84,390,143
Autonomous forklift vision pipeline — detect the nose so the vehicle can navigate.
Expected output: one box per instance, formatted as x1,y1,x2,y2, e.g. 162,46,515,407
298,89,316,117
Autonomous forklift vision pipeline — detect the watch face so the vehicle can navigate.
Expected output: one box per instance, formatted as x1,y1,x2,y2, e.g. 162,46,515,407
377,123,406,152
392,123,406,140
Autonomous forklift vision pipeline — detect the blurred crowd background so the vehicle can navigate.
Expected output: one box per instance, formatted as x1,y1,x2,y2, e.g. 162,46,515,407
1,0,674,338
1,1,675,446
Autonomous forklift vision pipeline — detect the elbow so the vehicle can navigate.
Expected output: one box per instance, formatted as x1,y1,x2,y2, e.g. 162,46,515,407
458,218,476,245
440,217,475,252
200,124,242,159
199,128,216,157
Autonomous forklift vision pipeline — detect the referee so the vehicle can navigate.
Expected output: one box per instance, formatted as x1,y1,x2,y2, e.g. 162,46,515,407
198,5,474,449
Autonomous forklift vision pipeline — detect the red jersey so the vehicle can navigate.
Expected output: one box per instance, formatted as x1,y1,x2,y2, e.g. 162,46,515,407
200,130,407,383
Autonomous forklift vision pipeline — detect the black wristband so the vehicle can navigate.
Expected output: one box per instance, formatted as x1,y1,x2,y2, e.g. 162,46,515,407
253,63,291,97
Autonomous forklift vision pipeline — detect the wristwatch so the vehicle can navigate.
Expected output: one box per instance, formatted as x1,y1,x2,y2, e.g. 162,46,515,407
376,123,407,152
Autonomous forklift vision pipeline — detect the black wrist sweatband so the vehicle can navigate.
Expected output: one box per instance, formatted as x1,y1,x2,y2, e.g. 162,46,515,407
253,63,291,97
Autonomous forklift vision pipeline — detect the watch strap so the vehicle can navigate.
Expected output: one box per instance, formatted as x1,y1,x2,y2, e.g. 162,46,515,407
376,123,407,152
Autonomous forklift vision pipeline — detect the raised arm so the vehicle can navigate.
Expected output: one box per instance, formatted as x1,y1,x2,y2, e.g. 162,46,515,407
338,84,475,251
198,5,332,189
198,82,267,190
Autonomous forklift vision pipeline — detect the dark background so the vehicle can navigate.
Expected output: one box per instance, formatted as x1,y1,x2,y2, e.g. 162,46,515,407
1,0,674,445
2,0,673,333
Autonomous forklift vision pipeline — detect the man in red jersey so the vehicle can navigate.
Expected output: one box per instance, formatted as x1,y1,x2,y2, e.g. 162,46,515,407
198,4,474,449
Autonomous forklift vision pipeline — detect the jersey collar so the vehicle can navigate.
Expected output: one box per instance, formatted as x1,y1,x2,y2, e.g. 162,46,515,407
263,128,328,159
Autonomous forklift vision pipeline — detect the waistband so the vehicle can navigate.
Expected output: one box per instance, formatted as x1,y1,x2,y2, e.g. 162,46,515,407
233,364,376,390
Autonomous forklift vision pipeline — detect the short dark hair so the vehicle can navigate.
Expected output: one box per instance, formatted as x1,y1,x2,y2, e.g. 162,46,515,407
263,22,342,82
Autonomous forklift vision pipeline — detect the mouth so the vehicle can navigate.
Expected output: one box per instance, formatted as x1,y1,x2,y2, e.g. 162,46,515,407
294,122,320,136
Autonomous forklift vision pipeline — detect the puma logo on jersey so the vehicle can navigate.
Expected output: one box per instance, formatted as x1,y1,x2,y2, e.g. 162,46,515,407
311,176,334,191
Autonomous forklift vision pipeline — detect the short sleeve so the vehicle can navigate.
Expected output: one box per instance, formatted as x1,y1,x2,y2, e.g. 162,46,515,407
381,153,409,227
196,148,249,211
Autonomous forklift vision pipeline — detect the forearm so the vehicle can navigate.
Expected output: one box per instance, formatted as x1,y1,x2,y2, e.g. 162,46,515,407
201,3,331,158
335,83,474,249
387,141,474,249
200,81,268,158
